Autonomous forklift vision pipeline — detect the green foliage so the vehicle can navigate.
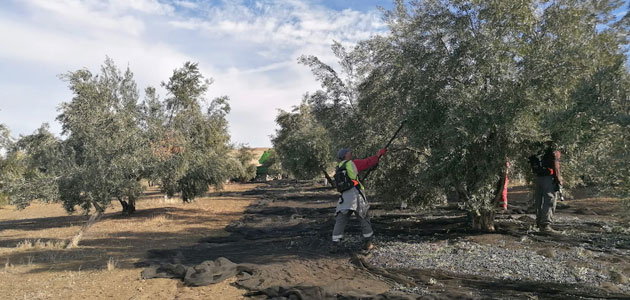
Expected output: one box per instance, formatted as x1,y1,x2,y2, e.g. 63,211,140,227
0,123,10,151
140,86,168,185
298,41,374,156
0,123,9,205
0,125,65,209
4,125,65,209
56,58,147,213
272,103,333,180
259,149,284,177
0,123,10,205
155,62,234,201
297,0,630,225
231,144,258,182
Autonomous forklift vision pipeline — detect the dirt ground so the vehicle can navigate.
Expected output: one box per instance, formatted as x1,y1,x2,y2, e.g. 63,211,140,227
141,181,630,299
2,181,630,299
0,184,259,300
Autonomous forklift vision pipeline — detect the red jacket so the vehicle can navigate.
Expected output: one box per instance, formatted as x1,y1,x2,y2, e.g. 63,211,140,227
352,154,380,172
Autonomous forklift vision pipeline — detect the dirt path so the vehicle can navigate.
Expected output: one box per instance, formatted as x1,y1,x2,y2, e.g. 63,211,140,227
0,184,259,300
3,181,629,299
142,181,394,298
142,181,630,299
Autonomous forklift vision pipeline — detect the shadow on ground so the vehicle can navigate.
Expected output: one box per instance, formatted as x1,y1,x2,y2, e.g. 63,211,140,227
137,180,630,299
0,193,256,273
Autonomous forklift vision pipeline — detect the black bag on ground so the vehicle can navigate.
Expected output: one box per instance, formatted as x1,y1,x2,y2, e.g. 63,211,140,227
334,161,355,193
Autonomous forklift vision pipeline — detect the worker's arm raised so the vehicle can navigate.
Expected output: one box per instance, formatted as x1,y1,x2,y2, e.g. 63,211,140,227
353,149,386,172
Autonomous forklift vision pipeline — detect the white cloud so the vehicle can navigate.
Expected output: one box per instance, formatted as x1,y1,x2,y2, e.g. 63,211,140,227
0,81,65,138
209,62,321,146
0,0,388,146
168,0,386,48
169,18,203,30
174,0,198,10
108,0,174,15
0,16,191,88
21,0,149,36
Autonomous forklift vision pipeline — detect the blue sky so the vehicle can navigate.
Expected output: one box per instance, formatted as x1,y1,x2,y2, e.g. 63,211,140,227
0,0,392,147
1,1,627,147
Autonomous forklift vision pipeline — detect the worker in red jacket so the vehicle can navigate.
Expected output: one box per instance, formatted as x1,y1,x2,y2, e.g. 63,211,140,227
497,159,510,211
331,148,386,253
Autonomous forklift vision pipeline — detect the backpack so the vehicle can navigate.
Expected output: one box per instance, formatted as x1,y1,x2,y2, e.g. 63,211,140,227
528,155,551,176
334,161,356,193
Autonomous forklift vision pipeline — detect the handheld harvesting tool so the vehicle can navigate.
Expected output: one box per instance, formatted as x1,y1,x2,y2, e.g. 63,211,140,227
362,119,407,181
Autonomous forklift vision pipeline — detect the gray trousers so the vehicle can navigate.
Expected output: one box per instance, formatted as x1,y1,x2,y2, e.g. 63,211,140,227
534,176,557,227
332,210,373,242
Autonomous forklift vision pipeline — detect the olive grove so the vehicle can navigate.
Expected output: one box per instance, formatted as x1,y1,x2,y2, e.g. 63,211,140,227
279,0,630,230
0,59,238,220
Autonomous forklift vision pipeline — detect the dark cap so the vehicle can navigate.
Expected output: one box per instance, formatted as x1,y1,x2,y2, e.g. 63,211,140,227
337,148,350,160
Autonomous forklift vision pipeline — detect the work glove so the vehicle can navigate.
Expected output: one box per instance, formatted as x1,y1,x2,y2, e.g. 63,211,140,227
377,148,387,157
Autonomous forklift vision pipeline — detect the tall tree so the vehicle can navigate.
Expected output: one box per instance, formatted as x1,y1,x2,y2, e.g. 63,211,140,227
1,125,64,209
299,0,630,230
0,123,10,151
272,103,335,184
0,123,10,204
232,144,257,182
57,57,147,217
140,86,168,186
158,62,235,202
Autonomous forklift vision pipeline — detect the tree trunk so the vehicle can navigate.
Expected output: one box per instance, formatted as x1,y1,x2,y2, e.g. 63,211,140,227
126,197,136,214
469,209,496,232
320,167,336,187
457,186,496,232
118,197,129,212
118,197,136,215
67,204,103,248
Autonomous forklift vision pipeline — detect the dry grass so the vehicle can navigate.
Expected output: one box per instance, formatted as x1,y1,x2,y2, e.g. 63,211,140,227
107,257,118,271
0,183,258,300
15,239,67,250
148,214,170,227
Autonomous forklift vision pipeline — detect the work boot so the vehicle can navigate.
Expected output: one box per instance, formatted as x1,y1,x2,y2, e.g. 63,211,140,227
329,241,341,254
362,240,375,252
540,225,559,234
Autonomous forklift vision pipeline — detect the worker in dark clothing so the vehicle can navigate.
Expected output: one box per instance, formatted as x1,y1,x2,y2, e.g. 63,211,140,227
532,145,563,233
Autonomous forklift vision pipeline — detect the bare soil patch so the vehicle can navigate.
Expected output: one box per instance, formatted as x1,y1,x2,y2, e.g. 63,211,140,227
0,183,259,300
142,180,630,299
2,181,628,299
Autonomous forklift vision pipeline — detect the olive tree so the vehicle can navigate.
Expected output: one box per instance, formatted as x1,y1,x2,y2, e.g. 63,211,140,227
272,103,335,184
57,58,148,217
156,62,235,202
363,0,629,229
232,144,257,182
0,124,8,204
299,0,630,230
0,125,64,209
0,123,10,150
